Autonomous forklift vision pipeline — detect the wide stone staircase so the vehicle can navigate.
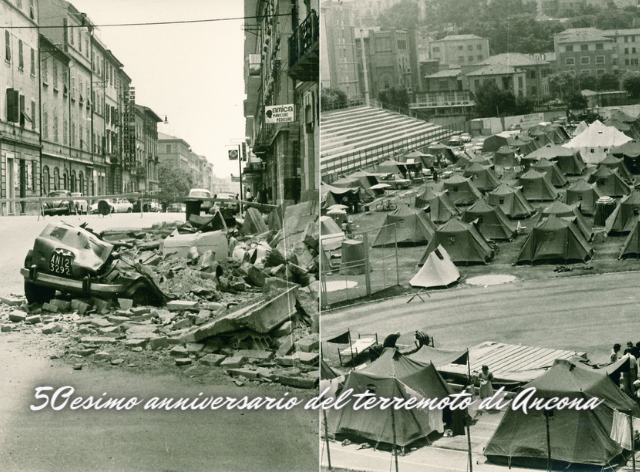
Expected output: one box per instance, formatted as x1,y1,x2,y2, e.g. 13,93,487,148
321,105,454,180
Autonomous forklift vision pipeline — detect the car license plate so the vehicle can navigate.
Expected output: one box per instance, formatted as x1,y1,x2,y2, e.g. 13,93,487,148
50,253,72,276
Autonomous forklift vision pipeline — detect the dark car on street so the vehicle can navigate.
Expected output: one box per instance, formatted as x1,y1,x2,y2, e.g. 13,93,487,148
21,222,168,306
42,190,75,216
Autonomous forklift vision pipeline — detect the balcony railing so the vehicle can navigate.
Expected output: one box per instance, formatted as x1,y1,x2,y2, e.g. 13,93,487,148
410,91,476,109
288,10,319,82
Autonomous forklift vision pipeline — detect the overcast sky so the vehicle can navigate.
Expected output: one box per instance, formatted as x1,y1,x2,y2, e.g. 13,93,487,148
68,0,246,179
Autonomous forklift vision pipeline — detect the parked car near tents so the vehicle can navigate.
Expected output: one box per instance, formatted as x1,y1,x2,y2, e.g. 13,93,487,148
70,193,89,214
89,198,133,214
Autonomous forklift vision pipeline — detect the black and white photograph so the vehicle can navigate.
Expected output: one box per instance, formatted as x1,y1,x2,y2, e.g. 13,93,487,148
319,0,640,471
0,0,320,471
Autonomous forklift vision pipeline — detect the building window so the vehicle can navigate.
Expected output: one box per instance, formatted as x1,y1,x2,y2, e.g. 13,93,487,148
634,47,638,54
18,40,23,70
477,44,482,50
53,62,58,89
565,45,573,52
596,55,605,64
565,57,575,65
582,69,590,75
597,69,605,75
530,70,536,79
433,46,440,52
42,166,50,194
518,76,523,87
53,115,59,143
532,85,537,95
626,58,630,65
63,119,68,145
79,31,82,51
43,111,48,139
596,43,603,50
31,99,35,130
581,56,590,64
634,36,637,42
53,168,60,191
458,56,464,63
580,44,588,51
467,45,473,51
458,45,463,50
166,144,171,153
475,79,480,89
468,55,473,61
397,39,406,50
626,48,630,54
30,48,35,76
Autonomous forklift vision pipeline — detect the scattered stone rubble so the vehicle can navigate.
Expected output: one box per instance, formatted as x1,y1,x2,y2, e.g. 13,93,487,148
1,205,320,390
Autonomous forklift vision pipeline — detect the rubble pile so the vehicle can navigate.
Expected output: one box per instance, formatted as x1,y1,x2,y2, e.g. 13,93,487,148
2,207,321,390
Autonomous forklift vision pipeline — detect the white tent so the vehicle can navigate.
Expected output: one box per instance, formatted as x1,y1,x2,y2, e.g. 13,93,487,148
410,245,460,288
563,120,632,164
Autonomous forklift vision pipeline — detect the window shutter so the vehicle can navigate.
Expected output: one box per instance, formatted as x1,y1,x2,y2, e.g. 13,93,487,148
6,89,19,122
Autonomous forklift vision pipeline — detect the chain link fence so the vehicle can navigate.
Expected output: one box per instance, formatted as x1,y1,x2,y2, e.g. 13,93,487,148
320,223,400,309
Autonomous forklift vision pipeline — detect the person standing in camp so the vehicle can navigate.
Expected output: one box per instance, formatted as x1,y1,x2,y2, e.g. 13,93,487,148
624,347,637,395
611,343,622,363
478,365,494,400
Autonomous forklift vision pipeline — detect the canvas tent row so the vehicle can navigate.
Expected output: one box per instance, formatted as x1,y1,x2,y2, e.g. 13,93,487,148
409,244,460,289
375,159,407,177
588,166,631,198
516,215,594,265
523,144,585,175
487,184,535,219
485,358,640,468
565,179,602,216
611,140,640,174
517,169,558,201
605,190,640,235
463,163,500,192
462,199,516,241
416,188,460,224
597,155,634,182
493,146,520,168
329,349,454,447
531,159,568,188
540,200,593,241
442,174,482,205
372,205,436,247
418,219,494,266
620,216,640,259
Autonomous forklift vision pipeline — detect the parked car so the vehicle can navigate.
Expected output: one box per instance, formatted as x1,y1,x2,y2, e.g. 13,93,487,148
188,188,213,213
21,222,167,306
167,203,185,213
459,133,472,143
132,200,161,212
380,173,411,189
42,190,75,216
210,192,240,217
90,198,133,214
70,192,89,214
447,136,464,147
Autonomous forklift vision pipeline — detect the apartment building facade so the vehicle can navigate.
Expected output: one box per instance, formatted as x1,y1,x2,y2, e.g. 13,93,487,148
553,28,616,77
429,35,490,68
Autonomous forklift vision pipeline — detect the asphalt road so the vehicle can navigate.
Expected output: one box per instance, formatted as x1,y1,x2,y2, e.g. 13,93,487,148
322,270,640,365
0,213,319,472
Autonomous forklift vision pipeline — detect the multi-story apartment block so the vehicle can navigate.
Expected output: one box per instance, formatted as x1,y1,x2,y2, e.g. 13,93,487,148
464,53,551,99
355,28,415,98
243,0,319,204
465,64,527,98
553,28,616,77
158,132,190,173
130,104,161,192
1,0,41,215
429,35,490,68
321,0,360,101
603,29,640,74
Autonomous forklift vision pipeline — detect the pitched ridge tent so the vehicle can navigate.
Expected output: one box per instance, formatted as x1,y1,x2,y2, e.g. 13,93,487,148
620,216,640,259
565,179,602,216
320,215,345,251
522,144,581,174
598,154,634,182
517,169,558,201
487,183,535,219
485,358,640,468
321,182,359,209
604,189,640,235
375,159,407,177
516,214,594,265
418,218,494,266
540,200,593,241
442,174,482,205
493,146,520,168
417,189,460,224
463,163,500,192
611,140,640,174
564,119,632,164
372,205,436,247
467,154,493,166
588,166,631,198
462,199,517,241
531,159,568,187
407,346,468,368
330,348,453,446
402,150,435,168
410,244,460,288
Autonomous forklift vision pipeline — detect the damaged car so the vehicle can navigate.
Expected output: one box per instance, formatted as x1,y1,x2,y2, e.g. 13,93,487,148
21,222,169,306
